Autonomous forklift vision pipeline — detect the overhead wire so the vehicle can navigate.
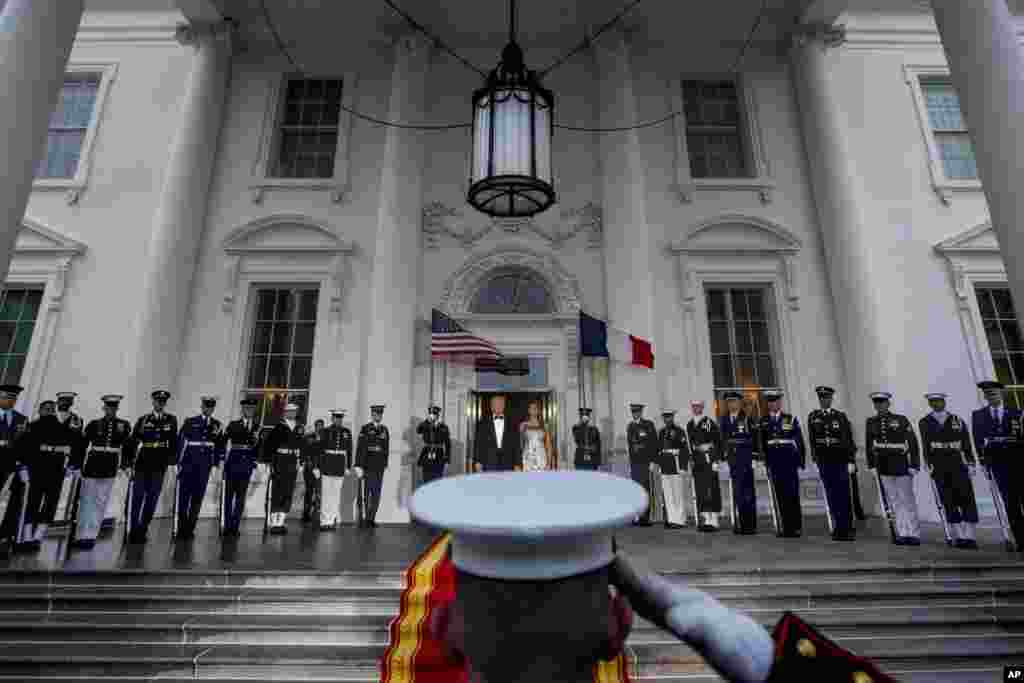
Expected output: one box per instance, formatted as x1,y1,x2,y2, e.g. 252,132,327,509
257,0,769,134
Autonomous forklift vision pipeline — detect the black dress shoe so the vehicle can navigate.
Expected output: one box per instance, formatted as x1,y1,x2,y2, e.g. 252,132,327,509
639,520,652,527
222,529,239,538
905,537,921,546
739,528,757,535
71,539,95,550
318,524,335,532
368,520,377,528
665,523,685,529
13,541,40,553
956,539,979,549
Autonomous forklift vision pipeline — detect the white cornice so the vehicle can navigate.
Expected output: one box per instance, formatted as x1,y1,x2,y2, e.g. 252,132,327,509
843,26,1024,51
74,23,181,45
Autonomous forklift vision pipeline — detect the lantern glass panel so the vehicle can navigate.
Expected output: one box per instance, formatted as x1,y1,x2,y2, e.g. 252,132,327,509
471,94,492,184
493,89,532,177
533,101,551,183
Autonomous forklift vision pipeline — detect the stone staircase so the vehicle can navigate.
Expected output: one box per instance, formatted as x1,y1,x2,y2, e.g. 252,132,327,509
0,562,1019,682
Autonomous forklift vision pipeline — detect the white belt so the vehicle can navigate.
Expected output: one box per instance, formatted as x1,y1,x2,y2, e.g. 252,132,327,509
0,440,8,447
662,448,680,454
767,439,796,446
185,441,215,447
92,446,120,453
276,448,299,455
324,450,348,455
368,446,383,451
875,443,905,450
696,444,714,452
816,437,840,446
229,445,255,451
39,445,71,454
931,442,961,450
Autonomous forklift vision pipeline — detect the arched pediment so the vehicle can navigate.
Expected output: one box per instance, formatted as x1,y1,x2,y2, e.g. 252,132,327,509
222,214,349,253
438,245,582,315
934,219,998,254
17,217,87,256
673,214,802,253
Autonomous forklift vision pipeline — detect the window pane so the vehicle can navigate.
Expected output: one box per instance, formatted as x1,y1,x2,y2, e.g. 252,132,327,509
275,291,295,321
985,319,1005,352
1003,321,1024,351
13,323,33,354
0,291,24,321
293,323,316,355
735,321,753,353
922,82,966,130
709,322,730,353
731,291,749,320
736,355,756,387
757,355,776,387
23,291,41,321
751,322,770,353
0,323,14,354
298,290,318,321
257,290,277,321
266,357,288,388
994,355,1013,385
271,323,293,354
993,289,1016,318
251,322,272,355
247,355,269,388
289,357,312,389
3,356,25,385
747,291,765,320
706,290,726,320
936,134,978,180
977,289,995,319
712,355,733,387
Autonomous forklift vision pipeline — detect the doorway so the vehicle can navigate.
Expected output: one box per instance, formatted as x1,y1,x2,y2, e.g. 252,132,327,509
466,390,556,471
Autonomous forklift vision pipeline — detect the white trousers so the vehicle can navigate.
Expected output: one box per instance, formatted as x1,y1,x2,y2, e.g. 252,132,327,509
661,474,687,525
951,521,977,541
339,473,360,523
319,475,344,526
76,477,115,541
881,474,920,539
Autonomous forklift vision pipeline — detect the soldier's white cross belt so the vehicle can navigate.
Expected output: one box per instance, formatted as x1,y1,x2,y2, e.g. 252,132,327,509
324,449,348,455
276,448,298,455
875,443,905,450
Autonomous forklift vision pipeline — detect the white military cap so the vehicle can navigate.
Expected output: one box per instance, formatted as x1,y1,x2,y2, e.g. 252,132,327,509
870,391,892,401
284,403,300,411
924,392,947,401
410,471,647,581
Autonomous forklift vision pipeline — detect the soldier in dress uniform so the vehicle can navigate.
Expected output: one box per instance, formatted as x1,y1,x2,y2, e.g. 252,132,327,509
70,395,132,549
807,386,857,541
757,390,806,538
14,400,77,551
393,471,898,683
719,391,759,534
302,419,326,523
220,398,260,537
175,396,225,540
626,404,657,526
55,391,84,465
972,380,1024,552
417,405,450,485
258,402,305,534
355,404,389,528
919,392,979,549
314,409,353,530
687,400,723,531
573,408,602,471
657,410,689,529
865,391,922,546
125,390,178,544
0,385,30,549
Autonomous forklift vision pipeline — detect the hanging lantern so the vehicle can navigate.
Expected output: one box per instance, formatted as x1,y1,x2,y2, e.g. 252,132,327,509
467,3,555,218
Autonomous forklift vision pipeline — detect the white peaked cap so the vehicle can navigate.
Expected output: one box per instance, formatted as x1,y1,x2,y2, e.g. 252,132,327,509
410,471,648,581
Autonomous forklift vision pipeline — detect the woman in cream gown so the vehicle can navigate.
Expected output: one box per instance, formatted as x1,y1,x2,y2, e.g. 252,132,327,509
520,400,556,471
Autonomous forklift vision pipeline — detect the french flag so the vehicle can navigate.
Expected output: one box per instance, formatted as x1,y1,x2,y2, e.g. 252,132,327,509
578,310,654,369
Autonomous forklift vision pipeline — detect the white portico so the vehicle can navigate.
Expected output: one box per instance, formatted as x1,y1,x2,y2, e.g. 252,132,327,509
0,0,1023,527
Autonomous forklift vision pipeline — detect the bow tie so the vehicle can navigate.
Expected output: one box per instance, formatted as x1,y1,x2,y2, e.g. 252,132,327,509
494,416,504,420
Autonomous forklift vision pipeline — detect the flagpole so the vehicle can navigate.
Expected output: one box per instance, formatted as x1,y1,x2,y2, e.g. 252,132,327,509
429,357,435,408
442,359,448,421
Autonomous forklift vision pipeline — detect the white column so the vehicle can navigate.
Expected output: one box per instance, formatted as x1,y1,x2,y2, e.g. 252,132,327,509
594,27,660,447
790,27,893,424
931,0,1024,340
128,21,232,406
0,0,84,284
359,32,432,523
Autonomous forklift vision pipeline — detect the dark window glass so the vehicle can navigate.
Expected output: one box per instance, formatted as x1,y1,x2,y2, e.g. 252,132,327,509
0,288,42,385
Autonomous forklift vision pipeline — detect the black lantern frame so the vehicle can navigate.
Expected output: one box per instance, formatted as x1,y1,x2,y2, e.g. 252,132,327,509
467,12,555,218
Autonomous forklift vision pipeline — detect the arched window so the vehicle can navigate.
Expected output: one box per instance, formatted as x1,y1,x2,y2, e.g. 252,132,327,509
470,267,555,314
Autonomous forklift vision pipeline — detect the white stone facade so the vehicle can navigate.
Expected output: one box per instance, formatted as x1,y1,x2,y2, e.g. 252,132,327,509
3,1,1024,524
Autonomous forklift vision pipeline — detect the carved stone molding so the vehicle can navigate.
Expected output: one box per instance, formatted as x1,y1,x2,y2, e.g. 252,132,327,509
791,23,847,50
438,245,583,315
422,201,603,250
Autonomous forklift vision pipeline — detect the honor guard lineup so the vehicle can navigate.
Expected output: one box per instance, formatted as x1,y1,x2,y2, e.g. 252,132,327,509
1,381,1023,553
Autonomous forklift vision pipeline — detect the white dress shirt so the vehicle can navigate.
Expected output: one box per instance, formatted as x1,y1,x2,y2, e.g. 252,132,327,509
493,415,505,445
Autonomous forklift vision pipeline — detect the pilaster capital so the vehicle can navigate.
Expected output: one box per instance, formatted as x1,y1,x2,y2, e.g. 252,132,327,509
790,23,847,51
174,19,235,49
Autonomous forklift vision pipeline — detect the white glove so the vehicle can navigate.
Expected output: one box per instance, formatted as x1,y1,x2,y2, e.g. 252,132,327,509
17,468,29,484
909,467,920,475
313,468,321,479
612,554,773,683
848,463,856,473
928,465,935,474
711,462,720,472
257,463,269,476
354,466,364,478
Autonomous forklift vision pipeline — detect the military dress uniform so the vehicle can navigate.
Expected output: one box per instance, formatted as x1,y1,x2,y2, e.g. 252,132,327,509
865,392,922,545
302,423,324,523
417,406,450,485
627,404,658,526
720,395,759,534
687,408,723,531
918,394,979,548
53,392,85,526
573,408,602,471
355,405,389,528
807,387,857,541
315,410,353,529
72,396,133,548
757,392,806,537
16,410,77,549
657,411,690,528
0,385,30,547
972,381,1024,551
259,410,305,533
175,398,225,539
127,392,178,543
221,400,261,536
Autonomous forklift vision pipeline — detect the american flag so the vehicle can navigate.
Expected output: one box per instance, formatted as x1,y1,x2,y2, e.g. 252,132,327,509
431,309,502,364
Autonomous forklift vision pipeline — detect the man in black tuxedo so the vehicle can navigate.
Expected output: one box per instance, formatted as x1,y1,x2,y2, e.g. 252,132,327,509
473,395,521,472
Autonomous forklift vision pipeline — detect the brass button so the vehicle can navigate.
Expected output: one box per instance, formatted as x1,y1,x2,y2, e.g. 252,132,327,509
852,672,872,683
797,638,816,657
